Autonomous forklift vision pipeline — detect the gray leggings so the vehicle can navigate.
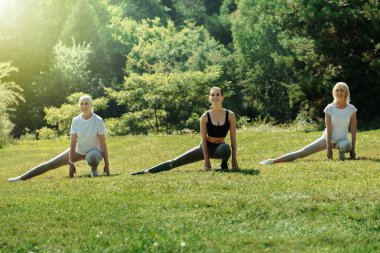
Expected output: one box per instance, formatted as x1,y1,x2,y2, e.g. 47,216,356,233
276,138,352,162
147,142,231,173
19,148,103,180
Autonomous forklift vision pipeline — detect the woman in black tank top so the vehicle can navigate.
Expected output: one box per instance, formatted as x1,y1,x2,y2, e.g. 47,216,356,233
131,86,239,175
200,87,238,170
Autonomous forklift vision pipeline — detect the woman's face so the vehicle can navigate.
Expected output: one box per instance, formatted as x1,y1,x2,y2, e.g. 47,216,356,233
79,98,92,113
334,86,346,100
209,88,223,104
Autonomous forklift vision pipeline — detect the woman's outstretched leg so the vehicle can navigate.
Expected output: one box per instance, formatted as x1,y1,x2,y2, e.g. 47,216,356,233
260,138,327,165
8,148,84,181
131,145,205,175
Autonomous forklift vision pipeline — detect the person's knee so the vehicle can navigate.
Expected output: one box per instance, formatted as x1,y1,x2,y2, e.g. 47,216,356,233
85,150,103,168
343,142,352,152
337,140,352,153
215,143,231,159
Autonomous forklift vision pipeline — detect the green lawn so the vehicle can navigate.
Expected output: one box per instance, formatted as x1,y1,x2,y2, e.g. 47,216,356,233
0,129,379,252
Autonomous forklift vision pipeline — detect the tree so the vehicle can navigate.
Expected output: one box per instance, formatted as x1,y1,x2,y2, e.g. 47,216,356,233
108,0,169,21
0,62,24,142
60,0,125,88
232,0,292,121
125,19,233,75
34,40,93,107
291,0,380,127
232,0,380,126
106,67,223,134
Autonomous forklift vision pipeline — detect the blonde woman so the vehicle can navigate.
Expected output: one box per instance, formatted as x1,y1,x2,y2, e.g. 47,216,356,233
8,95,110,181
260,82,357,165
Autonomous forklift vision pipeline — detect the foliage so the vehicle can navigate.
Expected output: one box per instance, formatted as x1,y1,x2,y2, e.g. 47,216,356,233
108,0,170,21
105,112,151,136
0,0,79,137
3,0,124,136
232,0,294,121
0,62,24,140
35,40,93,107
125,18,233,75
107,67,222,134
44,92,109,135
0,0,379,138
36,127,59,140
59,0,125,87
232,0,380,126
1,130,380,251
166,0,237,45
291,0,380,127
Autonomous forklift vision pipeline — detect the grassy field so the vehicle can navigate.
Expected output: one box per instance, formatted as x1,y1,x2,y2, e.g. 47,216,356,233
0,129,379,252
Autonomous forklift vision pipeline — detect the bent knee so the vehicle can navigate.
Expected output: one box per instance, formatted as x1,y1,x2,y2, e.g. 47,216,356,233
336,140,352,152
85,149,103,167
215,143,231,158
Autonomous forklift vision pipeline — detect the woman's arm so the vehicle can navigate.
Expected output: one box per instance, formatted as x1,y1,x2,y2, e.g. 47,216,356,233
325,113,333,159
200,114,211,170
229,111,238,169
98,135,110,175
69,134,77,177
350,112,357,159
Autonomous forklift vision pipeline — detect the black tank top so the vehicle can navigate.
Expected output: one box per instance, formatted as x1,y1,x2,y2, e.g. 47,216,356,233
206,110,230,138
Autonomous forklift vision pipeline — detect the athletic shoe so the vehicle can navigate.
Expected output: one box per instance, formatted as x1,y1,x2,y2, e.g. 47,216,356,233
339,152,345,161
91,169,99,177
259,159,274,165
220,161,229,171
131,170,147,175
8,176,22,182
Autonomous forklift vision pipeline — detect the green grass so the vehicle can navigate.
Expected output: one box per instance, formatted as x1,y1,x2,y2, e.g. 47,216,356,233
0,129,379,252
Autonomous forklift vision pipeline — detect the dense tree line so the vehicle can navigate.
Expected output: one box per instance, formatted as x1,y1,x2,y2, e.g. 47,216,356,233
0,0,378,140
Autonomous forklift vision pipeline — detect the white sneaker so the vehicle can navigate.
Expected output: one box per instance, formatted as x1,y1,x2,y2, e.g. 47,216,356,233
8,176,22,182
259,159,274,165
91,170,99,177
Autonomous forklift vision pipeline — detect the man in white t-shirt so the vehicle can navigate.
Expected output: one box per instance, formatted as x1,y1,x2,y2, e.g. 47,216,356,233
8,95,110,182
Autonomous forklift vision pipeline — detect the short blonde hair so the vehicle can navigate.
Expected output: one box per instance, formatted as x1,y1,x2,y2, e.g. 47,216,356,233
332,82,350,104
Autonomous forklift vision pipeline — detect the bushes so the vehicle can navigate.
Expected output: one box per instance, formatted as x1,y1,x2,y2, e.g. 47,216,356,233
0,62,24,145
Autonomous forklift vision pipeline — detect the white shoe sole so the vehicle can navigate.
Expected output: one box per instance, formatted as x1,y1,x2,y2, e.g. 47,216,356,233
8,177,22,182
259,159,274,165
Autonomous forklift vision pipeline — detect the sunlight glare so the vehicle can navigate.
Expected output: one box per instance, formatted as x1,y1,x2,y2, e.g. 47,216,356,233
0,0,14,18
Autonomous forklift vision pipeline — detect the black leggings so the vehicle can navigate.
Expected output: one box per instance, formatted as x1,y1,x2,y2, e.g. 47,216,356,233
147,142,232,173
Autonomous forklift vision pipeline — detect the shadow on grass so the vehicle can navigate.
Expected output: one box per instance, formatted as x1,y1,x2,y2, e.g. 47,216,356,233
75,173,122,178
167,168,261,176
214,168,261,175
355,156,380,163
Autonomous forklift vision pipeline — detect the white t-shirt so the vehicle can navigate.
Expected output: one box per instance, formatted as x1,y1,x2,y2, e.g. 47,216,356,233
69,113,107,155
321,103,357,143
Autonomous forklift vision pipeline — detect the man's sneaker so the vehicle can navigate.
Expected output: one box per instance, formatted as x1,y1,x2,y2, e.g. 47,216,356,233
8,176,22,182
339,152,345,161
259,159,274,165
221,161,229,171
91,170,99,177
